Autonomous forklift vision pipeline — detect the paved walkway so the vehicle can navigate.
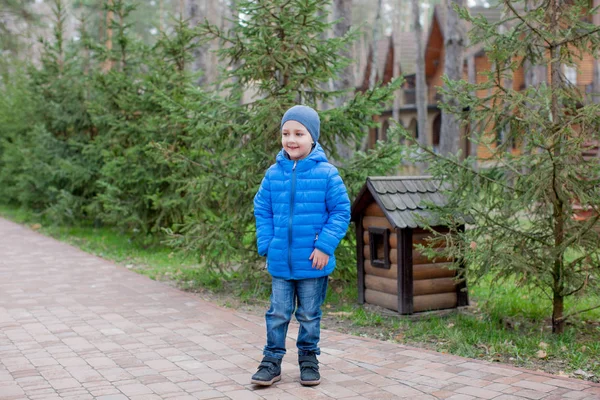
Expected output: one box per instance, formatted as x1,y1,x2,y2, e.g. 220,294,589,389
0,218,599,400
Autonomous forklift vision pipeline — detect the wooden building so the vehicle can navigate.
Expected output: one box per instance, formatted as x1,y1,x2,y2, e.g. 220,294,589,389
363,1,600,164
351,176,470,314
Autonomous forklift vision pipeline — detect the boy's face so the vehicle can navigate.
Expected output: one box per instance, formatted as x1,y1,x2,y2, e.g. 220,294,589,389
281,120,313,161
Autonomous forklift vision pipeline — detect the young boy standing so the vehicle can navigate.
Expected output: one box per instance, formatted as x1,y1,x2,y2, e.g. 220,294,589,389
251,105,351,386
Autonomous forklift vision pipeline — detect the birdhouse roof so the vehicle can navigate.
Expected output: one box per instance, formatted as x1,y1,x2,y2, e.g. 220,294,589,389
351,176,473,229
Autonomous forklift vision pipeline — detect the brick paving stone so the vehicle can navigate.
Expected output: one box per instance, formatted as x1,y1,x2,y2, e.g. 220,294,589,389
0,384,25,397
116,383,153,396
543,378,590,391
145,381,182,395
61,395,94,400
138,374,170,385
163,395,197,400
262,393,304,400
87,386,123,397
191,390,231,400
48,377,81,390
450,375,494,387
177,379,214,392
455,385,503,399
24,387,57,397
2,217,600,400
514,379,558,392
513,389,551,399
161,370,195,383
223,390,265,400
144,359,178,372
484,382,512,392
381,384,431,397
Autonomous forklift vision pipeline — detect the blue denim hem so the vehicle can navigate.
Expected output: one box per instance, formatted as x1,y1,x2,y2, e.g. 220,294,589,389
262,351,284,360
298,349,320,357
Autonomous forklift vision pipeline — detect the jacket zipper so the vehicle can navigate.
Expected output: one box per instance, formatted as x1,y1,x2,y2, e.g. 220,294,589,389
288,160,297,276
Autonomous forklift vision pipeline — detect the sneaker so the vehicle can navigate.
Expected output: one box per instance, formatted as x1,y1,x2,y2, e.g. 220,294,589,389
299,354,320,386
251,356,282,386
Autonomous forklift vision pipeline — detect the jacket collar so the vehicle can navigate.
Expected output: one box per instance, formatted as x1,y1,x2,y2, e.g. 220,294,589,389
276,143,328,172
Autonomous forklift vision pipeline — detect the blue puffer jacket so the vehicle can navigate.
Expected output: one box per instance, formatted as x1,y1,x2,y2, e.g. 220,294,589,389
254,144,351,280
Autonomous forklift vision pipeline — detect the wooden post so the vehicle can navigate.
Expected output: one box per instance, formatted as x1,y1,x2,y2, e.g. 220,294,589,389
397,228,413,314
456,225,469,307
357,216,365,304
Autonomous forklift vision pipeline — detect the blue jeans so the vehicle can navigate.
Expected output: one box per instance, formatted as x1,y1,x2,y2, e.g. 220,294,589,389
263,276,329,360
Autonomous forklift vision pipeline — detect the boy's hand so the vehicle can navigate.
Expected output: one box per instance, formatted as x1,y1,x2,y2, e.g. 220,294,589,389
309,249,329,270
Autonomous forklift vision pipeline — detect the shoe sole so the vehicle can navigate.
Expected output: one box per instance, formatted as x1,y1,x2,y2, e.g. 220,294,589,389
300,379,321,386
251,375,281,386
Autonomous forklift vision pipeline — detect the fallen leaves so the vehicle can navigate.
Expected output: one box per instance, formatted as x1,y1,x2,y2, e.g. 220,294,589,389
536,350,547,359
328,311,353,317
574,369,595,379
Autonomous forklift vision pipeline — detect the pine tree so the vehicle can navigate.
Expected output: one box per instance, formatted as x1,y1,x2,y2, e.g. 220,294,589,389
403,0,600,333
159,0,404,277
88,2,206,238
0,0,97,221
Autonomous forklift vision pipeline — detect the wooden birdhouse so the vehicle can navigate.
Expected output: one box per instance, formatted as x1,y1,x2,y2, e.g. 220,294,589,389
351,176,470,314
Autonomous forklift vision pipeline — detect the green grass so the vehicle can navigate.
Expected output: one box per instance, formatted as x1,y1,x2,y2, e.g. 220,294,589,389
323,277,600,380
1,203,598,381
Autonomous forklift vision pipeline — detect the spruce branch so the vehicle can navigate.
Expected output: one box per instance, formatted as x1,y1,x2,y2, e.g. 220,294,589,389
554,303,600,323
470,207,550,245
553,26,600,48
504,0,550,47
407,135,522,194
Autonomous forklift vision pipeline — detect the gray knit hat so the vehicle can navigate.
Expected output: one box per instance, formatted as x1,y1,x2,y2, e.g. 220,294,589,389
280,105,320,143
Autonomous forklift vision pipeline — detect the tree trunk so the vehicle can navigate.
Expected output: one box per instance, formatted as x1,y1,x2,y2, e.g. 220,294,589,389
360,0,383,152
439,0,465,157
593,0,600,104
187,0,221,86
102,0,114,73
206,0,220,84
186,0,203,82
552,291,564,334
502,46,515,184
159,0,164,33
333,0,353,106
413,0,428,153
392,0,403,122
368,0,383,91
593,60,600,104
500,21,513,154
118,5,126,71
333,0,354,160
549,0,565,334
467,54,477,162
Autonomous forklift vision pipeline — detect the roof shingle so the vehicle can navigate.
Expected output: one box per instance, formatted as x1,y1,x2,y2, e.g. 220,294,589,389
351,176,473,228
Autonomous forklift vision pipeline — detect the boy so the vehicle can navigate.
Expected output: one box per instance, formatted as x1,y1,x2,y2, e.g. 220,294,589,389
252,105,351,386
